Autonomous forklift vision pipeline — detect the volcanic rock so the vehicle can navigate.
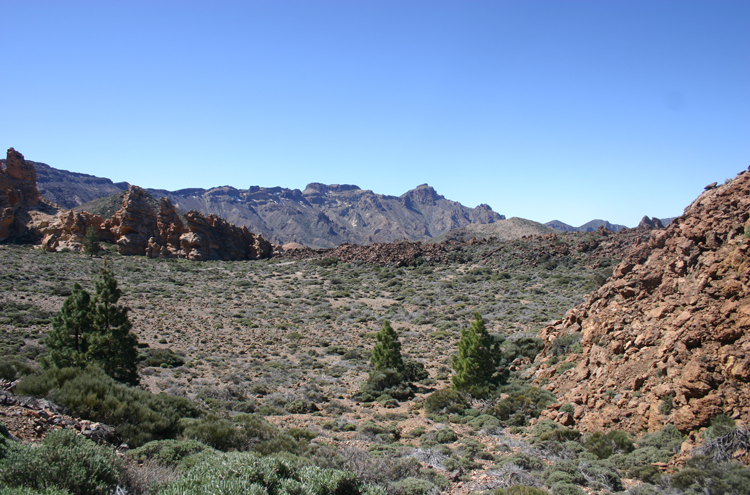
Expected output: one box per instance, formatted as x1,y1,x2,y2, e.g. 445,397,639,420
534,169,750,435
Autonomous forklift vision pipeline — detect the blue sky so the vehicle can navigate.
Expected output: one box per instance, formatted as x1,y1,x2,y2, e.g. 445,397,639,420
1,1,748,227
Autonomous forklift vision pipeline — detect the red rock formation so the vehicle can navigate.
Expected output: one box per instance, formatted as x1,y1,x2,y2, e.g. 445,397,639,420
40,210,104,252
106,186,158,256
0,148,45,241
533,169,750,435
178,211,271,261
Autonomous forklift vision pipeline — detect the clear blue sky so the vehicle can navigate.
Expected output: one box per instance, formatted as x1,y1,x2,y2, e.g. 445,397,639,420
2,1,748,227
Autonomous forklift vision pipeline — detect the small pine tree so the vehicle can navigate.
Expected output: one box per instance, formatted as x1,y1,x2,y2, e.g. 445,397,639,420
82,227,101,256
46,283,93,368
88,267,139,385
370,320,405,373
452,313,503,397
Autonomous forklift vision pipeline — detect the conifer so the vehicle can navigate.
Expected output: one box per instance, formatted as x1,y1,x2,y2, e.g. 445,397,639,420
88,267,139,385
451,313,502,396
46,283,93,368
370,320,405,373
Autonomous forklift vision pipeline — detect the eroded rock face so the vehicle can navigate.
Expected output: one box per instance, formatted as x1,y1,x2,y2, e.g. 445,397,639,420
37,184,273,261
107,186,158,256
533,169,750,435
0,148,44,241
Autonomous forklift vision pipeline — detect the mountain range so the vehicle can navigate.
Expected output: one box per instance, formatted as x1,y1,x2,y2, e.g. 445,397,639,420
12,158,644,248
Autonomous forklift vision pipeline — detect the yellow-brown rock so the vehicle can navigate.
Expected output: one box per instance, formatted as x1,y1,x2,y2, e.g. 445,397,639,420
534,167,750,435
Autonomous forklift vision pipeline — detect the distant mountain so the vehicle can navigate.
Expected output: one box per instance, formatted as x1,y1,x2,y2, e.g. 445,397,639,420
32,161,129,209
545,219,628,233
31,162,505,248
430,217,557,243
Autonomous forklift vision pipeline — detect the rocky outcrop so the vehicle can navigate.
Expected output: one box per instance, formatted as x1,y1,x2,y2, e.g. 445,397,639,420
0,148,49,242
107,186,158,256
533,169,750,435
37,184,273,261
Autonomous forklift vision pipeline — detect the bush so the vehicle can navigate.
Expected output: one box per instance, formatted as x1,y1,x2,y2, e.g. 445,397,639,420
495,452,544,471
0,429,119,495
488,386,555,426
668,456,750,495
390,477,437,495
140,348,185,368
424,389,467,417
549,483,584,495
584,430,634,459
16,367,199,447
490,488,549,495
403,359,428,382
435,428,458,444
154,450,384,495
128,439,213,467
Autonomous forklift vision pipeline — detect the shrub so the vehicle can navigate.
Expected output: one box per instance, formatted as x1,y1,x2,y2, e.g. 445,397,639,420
490,488,549,495
128,439,213,467
488,386,555,426
403,358,428,382
140,348,185,368
154,450,384,495
668,456,750,495
390,477,437,495
468,414,500,431
584,430,634,459
424,389,467,416
549,483,584,495
0,429,119,495
435,428,458,444
16,367,199,447
704,414,737,441
495,452,544,471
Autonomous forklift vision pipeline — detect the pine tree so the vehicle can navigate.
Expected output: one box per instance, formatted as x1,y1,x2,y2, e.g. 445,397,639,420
451,313,502,397
370,320,405,373
82,227,101,256
46,283,93,368
88,267,139,385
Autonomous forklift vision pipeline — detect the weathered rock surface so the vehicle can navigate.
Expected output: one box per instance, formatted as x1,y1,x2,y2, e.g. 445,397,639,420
0,148,55,242
38,184,273,261
533,169,750,435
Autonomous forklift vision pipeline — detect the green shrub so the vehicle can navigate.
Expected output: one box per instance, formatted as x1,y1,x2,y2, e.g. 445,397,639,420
155,450,384,495
0,488,71,495
468,414,500,431
490,487,549,495
704,414,737,441
390,477,437,495
669,456,750,495
424,389,467,416
584,430,634,459
128,439,213,467
488,386,555,426
638,424,683,453
403,358,429,382
140,348,185,368
435,428,458,444
549,483,584,495
495,452,544,471
16,367,199,447
0,429,119,495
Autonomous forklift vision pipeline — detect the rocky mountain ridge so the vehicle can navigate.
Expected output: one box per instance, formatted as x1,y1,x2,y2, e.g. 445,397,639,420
546,219,629,233
20,159,506,248
532,170,750,438
0,149,272,261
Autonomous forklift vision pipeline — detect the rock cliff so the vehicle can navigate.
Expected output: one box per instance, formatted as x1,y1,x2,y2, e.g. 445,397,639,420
533,169,750,436
0,148,52,242
38,185,272,261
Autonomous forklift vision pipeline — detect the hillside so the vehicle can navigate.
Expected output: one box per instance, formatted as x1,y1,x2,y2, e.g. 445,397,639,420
546,219,628,233
429,217,557,243
534,170,750,436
